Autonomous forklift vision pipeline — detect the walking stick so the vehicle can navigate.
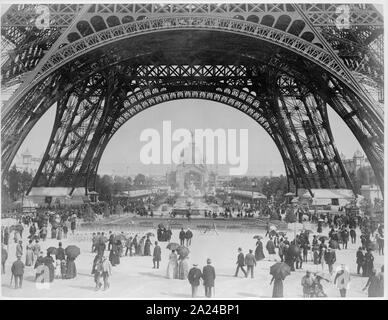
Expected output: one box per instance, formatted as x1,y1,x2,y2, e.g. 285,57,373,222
10,273,13,287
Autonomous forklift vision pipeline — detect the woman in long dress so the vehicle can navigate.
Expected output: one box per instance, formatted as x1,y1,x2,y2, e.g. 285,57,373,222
66,257,77,279
178,256,189,280
255,239,265,261
270,276,284,298
25,240,34,266
139,237,145,256
144,236,151,256
166,250,178,279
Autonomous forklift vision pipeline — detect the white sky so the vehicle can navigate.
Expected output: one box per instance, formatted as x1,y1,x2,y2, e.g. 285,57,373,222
13,99,363,177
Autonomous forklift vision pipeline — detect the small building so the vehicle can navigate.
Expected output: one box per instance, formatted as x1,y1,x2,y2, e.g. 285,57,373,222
27,187,89,206
360,184,383,202
306,189,356,209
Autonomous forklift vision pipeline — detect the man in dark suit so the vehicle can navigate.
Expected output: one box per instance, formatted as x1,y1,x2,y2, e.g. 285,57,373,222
235,248,247,277
185,228,193,247
56,242,66,261
179,228,186,246
188,263,202,297
202,258,215,298
11,255,24,289
153,241,161,269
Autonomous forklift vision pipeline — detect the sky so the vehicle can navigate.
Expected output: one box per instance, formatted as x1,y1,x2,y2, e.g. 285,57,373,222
12,99,364,177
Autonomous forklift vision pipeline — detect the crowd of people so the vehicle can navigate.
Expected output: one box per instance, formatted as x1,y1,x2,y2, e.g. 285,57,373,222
1,204,385,298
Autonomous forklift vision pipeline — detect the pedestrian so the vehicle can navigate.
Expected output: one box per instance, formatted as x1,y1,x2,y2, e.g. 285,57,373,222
44,252,55,282
185,228,193,247
356,247,365,275
363,269,381,297
278,239,285,262
108,231,114,251
255,238,265,261
301,270,314,298
125,236,133,256
312,275,327,297
376,233,384,255
109,240,120,266
16,240,23,258
179,228,186,246
139,236,145,256
65,256,77,279
334,264,350,297
92,254,103,290
144,236,152,256
11,255,24,289
70,217,76,235
324,247,336,274
25,239,34,267
91,232,97,253
244,249,256,278
341,228,349,249
266,237,276,261
63,224,68,239
350,228,356,244
377,265,384,297
153,241,161,269
270,275,284,298
234,248,247,277
56,242,66,261
364,249,374,277
202,258,216,298
178,255,189,280
2,245,8,274
167,249,178,279
188,263,202,298
101,256,112,291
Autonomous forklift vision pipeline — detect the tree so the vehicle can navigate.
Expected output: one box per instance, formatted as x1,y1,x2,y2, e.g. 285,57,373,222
134,173,146,186
95,175,114,201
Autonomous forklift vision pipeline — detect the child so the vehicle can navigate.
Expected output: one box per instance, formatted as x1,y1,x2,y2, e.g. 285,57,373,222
60,260,67,279
55,259,62,279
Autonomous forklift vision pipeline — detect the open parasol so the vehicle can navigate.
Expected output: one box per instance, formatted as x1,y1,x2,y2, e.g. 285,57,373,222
146,232,155,237
318,218,324,222
47,247,57,255
65,245,80,259
270,262,291,279
319,236,329,241
177,246,190,259
269,225,277,231
166,242,180,250
288,244,301,257
253,235,263,240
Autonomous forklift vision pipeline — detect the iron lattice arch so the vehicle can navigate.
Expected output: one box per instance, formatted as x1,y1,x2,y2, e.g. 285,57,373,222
0,4,384,195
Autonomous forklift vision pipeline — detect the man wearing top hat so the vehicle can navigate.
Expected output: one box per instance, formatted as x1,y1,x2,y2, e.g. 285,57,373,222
202,258,216,298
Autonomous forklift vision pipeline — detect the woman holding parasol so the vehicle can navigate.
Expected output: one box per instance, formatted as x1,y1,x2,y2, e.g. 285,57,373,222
65,245,80,279
177,246,190,280
166,245,179,279
270,262,291,298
